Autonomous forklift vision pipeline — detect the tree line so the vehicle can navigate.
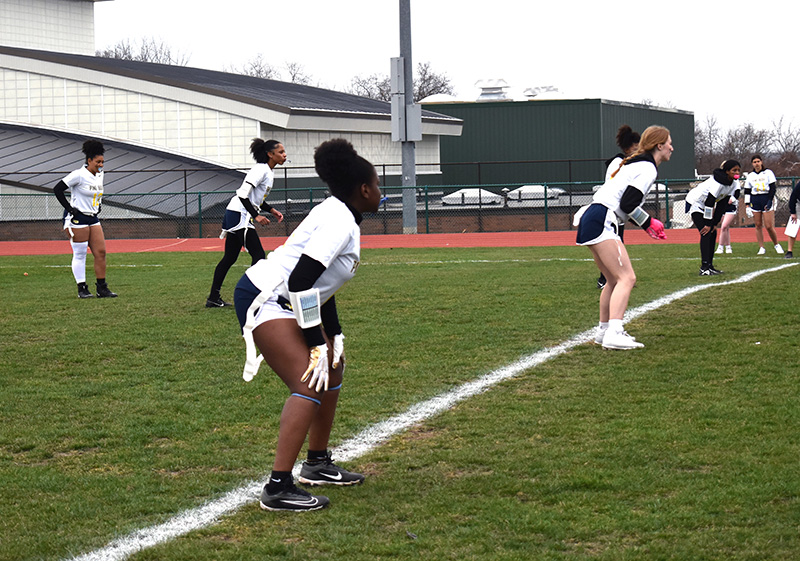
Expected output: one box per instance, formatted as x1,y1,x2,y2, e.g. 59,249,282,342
695,116,800,177
96,38,454,103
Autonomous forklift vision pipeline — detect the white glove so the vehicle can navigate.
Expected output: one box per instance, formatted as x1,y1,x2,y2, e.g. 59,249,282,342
331,333,345,369
300,344,329,392
746,206,754,218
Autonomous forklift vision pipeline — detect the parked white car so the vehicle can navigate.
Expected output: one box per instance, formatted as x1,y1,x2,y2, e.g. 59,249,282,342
441,188,503,205
507,184,566,200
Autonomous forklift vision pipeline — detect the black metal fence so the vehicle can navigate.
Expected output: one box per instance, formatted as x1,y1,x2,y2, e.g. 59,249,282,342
2,178,797,241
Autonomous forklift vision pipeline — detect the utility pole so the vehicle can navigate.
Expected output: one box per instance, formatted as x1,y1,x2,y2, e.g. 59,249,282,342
392,0,421,234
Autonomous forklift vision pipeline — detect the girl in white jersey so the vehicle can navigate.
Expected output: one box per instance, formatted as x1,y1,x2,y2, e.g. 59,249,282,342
685,159,741,275
53,140,117,299
205,138,286,307
743,154,784,255
596,125,640,289
576,125,672,350
233,138,381,511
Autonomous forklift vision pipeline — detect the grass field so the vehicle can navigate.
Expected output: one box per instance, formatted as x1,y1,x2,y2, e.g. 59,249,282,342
1,243,799,561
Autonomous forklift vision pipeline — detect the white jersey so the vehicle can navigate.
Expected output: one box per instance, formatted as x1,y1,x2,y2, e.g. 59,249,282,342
63,166,103,214
592,156,658,222
226,163,275,215
685,173,739,214
744,169,776,195
245,196,361,305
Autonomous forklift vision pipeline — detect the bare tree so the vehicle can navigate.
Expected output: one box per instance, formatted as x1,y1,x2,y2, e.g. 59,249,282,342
346,73,392,101
284,62,312,85
694,115,723,174
227,54,279,80
346,62,455,102
414,62,455,100
96,37,190,66
719,124,772,167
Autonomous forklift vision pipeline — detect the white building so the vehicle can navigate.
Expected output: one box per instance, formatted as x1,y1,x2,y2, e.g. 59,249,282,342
0,0,462,220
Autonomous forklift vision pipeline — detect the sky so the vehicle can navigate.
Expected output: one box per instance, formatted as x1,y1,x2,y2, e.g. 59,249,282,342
94,0,799,133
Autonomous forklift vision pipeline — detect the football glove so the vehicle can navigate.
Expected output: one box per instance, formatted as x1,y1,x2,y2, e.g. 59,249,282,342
300,344,329,392
331,333,345,370
645,217,667,240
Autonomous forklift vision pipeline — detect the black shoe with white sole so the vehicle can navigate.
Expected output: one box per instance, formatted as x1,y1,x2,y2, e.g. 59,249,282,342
299,454,365,486
205,294,231,308
77,282,94,298
259,483,329,512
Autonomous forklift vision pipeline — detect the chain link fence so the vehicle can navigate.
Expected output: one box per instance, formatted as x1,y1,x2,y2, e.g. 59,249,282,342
1,178,797,241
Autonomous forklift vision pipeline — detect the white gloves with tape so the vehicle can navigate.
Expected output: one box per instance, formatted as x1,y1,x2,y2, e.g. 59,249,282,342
746,206,754,218
331,333,345,370
300,344,329,392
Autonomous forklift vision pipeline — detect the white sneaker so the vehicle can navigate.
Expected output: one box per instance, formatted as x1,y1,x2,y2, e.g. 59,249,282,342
594,327,607,345
775,244,784,254
602,330,644,350
757,247,766,255
725,246,733,254
715,245,724,254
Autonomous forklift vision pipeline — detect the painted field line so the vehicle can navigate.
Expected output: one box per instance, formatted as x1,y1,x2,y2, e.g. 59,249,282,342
67,262,797,561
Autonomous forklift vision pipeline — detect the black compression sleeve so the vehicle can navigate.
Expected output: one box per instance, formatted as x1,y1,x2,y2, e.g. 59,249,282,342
239,197,260,219
703,193,717,208
619,185,644,214
320,296,342,339
53,180,72,211
769,183,776,199
288,255,327,347
712,200,727,225
259,201,274,213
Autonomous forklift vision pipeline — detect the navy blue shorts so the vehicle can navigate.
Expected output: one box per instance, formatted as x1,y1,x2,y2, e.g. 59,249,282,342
576,204,618,245
222,209,252,231
63,209,99,227
234,274,260,330
750,194,774,212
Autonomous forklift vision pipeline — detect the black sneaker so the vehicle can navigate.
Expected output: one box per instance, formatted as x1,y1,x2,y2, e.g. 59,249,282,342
259,483,329,512
205,295,231,308
299,454,365,486
699,267,713,276
596,275,607,289
785,251,793,259
708,265,724,275
77,282,94,298
96,281,118,298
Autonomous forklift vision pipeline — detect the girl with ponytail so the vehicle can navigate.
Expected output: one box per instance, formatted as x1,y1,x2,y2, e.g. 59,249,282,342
576,125,673,350
233,138,382,511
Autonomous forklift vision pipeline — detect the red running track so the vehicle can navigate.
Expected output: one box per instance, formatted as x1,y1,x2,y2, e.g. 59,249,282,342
0,228,775,256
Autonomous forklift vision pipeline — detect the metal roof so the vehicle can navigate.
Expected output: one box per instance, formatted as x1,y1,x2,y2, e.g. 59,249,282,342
0,46,461,124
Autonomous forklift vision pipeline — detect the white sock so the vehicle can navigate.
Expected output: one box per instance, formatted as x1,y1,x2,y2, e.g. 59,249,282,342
598,321,609,331
70,240,88,283
608,319,624,334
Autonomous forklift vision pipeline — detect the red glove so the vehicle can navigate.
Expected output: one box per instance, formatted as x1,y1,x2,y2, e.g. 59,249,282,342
646,217,667,240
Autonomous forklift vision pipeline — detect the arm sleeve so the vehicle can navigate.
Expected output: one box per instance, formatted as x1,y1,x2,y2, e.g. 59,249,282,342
320,296,342,339
619,185,644,214
288,254,327,347
712,199,727,225
238,196,260,219
53,180,73,211
259,200,274,213
769,182,777,199
619,185,652,229
702,192,717,220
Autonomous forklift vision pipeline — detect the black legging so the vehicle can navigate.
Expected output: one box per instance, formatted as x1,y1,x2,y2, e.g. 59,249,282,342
210,228,266,293
691,212,717,267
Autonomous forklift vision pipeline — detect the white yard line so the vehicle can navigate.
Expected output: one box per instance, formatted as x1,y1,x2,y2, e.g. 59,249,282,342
67,262,797,561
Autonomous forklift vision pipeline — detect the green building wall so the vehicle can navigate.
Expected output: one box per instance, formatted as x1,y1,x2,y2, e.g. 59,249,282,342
422,99,694,187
